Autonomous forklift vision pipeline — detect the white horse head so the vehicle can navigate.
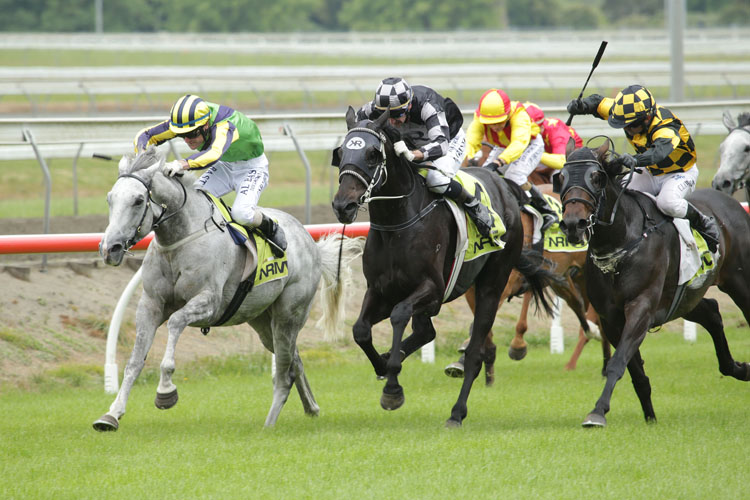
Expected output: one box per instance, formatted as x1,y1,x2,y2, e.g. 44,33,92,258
712,110,750,199
100,147,197,265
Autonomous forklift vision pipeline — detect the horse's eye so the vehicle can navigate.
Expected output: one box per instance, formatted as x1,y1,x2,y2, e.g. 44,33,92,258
744,145,750,153
134,197,144,206
366,149,381,166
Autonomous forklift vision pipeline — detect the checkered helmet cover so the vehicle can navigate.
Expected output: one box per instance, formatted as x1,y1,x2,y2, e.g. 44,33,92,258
608,84,655,128
373,77,413,114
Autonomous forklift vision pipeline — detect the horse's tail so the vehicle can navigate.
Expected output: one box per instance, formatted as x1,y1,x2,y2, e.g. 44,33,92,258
514,248,564,317
315,234,365,341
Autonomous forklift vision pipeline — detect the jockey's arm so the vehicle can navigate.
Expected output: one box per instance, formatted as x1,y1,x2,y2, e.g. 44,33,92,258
185,121,238,170
416,109,450,162
634,133,679,167
465,119,485,159
133,119,176,152
497,111,532,164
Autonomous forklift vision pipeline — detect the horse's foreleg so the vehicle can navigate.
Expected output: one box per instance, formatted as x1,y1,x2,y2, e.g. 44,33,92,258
93,294,165,431
157,290,218,409
399,314,436,358
684,298,750,381
627,349,655,422
352,289,392,377
381,283,441,411
584,300,652,428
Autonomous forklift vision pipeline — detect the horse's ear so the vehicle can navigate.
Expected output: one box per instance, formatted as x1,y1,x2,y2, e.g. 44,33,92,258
722,110,737,132
118,154,133,175
565,136,577,157
595,140,610,160
345,106,357,130
373,106,390,129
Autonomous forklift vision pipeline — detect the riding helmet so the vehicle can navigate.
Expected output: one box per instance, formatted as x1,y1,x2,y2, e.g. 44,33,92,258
373,77,413,117
169,94,211,135
476,89,512,125
608,85,655,128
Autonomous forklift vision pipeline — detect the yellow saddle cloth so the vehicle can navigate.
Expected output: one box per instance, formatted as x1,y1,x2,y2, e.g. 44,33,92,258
204,192,288,286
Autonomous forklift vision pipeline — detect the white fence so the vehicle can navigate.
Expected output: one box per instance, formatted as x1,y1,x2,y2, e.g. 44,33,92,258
2,99,749,162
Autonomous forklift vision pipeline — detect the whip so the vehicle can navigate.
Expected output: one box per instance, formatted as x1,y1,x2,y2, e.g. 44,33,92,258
566,40,608,126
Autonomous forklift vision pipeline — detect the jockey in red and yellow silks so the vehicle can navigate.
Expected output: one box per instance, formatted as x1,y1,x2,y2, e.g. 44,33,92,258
466,89,556,230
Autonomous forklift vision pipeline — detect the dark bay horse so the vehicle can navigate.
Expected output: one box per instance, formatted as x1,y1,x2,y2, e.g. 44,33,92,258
557,139,750,427
331,107,559,427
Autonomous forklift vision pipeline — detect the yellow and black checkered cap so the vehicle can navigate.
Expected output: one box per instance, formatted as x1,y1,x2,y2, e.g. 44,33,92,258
608,85,654,128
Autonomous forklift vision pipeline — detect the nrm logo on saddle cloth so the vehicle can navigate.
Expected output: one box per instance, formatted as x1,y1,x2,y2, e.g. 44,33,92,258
204,192,288,287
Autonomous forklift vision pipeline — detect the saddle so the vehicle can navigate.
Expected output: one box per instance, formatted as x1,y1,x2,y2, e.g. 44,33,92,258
200,192,290,332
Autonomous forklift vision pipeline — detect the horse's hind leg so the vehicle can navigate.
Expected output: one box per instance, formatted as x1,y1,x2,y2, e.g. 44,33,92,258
684,298,750,381
292,347,319,417
93,294,164,431
157,290,218,409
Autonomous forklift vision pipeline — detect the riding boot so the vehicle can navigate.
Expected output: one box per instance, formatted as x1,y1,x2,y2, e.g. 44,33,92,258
445,179,493,238
527,184,558,232
685,203,720,253
257,213,287,258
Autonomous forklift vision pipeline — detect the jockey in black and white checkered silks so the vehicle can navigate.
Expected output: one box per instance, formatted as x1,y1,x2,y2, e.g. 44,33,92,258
567,84,720,252
356,77,494,237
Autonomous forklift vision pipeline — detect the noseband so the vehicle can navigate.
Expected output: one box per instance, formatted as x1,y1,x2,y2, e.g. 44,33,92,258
117,173,188,249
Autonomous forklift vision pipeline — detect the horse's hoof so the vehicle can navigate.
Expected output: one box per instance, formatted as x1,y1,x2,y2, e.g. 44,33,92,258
380,390,404,411
155,388,179,409
582,412,606,428
508,345,527,361
92,414,119,432
445,418,462,429
485,372,494,387
457,339,470,354
444,362,465,378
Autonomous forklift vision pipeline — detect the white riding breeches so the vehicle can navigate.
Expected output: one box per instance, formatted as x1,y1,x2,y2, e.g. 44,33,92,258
626,164,698,218
424,129,466,194
503,134,545,186
194,153,269,226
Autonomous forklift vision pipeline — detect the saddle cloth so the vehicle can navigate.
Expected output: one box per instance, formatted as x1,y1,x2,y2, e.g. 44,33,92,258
640,193,718,285
204,192,288,286
440,171,506,302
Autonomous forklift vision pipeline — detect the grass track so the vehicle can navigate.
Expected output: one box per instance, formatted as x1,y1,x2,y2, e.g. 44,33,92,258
1,328,748,499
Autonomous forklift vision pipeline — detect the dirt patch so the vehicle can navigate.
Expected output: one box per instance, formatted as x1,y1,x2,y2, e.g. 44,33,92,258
4,205,728,390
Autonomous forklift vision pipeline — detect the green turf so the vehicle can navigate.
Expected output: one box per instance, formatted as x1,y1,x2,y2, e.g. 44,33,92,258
1,326,748,499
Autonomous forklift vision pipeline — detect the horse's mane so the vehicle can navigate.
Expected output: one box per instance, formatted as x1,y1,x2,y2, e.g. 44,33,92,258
123,147,196,188
737,112,750,128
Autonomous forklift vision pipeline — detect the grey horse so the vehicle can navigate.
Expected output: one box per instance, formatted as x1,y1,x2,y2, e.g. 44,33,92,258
94,148,361,430
712,110,750,202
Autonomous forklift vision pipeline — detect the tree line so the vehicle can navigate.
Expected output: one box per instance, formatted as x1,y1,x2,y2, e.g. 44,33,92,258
0,0,747,33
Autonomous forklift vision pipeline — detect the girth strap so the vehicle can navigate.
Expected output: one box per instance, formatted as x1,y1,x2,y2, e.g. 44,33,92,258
205,267,258,333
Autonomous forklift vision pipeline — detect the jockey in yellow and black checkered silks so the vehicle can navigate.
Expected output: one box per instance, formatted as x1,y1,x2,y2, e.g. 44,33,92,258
566,84,721,253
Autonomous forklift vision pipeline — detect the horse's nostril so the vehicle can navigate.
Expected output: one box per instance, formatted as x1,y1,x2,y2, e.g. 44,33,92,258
722,180,731,189
558,220,567,231
577,219,588,230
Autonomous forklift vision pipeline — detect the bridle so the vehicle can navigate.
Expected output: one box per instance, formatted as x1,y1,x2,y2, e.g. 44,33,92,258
556,155,638,238
337,126,414,205
116,173,188,249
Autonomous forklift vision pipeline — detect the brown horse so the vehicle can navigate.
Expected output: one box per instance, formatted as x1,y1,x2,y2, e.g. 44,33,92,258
446,148,611,382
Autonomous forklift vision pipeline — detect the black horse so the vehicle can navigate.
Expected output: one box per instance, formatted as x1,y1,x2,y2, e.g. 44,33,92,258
556,139,750,427
331,107,559,427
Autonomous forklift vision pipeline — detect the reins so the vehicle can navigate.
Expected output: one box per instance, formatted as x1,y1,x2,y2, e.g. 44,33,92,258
117,172,188,249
